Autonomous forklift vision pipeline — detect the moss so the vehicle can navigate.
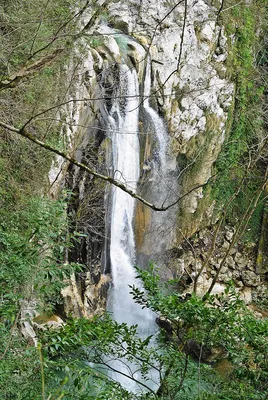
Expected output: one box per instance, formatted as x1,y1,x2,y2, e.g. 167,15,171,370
88,35,105,49
205,113,222,132
33,314,59,324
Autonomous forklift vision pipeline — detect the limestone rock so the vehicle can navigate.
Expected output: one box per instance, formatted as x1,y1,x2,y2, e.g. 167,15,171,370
219,270,232,282
61,274,86,318
20,301,65,345
240,287,252,305
252,285,267,304
222,240,230,250
20,300,38,346
61,273,110,319
229,247,237,256
225,226,235,242
234,253,249,269
191,275,226,297
21,321,38,347
241,271,260,287
226,255,235,269
84,273,110,317
232,270,243,286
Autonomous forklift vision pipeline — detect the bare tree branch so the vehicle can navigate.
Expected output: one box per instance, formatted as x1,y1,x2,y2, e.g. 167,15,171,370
26,0,94,62
0,0,114,91
0,120,214,212
0,48,64,90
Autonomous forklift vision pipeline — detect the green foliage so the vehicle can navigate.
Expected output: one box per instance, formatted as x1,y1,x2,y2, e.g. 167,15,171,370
130,267,268,399
3,266,263,399
0,0,77,71
212,2,267,242
0,190,84,398
0,191,85,312
0,0,83,175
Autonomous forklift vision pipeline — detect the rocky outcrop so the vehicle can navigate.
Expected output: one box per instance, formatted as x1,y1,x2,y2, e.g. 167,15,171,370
163,224,266,304
20,300,65,346
61,273,110,318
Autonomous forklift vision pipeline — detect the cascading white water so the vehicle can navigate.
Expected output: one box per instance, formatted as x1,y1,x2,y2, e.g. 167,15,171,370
143,58,167,167
107,64,158,392
108,64,142,322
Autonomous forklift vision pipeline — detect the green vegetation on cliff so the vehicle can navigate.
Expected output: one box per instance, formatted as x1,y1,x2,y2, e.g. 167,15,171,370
213,1,267,242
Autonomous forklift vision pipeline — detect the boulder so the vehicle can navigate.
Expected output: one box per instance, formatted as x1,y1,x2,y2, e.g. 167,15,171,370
33,314,65,330
226,255,235,269
241,271,260,287
240,287,252,305
234,253,249,269
225,227,234,242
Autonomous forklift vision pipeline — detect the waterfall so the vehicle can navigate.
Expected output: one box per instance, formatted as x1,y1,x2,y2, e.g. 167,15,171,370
106,63,158,392
143,58,167,167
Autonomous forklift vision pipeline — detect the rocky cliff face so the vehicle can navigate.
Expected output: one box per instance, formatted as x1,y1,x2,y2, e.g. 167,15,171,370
163,224,267,304
49,1,265,316
106,0,234,240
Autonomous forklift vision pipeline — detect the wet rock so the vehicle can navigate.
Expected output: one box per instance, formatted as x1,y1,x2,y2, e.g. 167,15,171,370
156,316,173,335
